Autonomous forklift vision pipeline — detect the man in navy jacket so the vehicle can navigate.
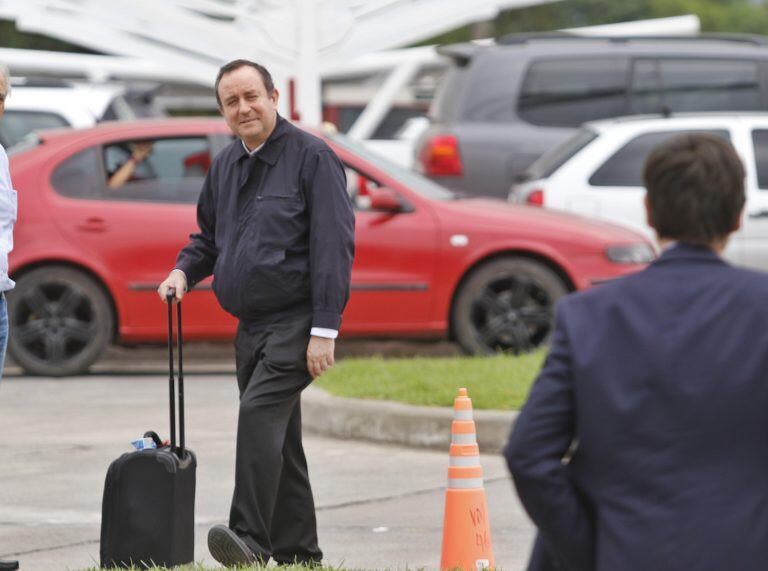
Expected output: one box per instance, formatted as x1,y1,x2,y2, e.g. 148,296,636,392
158,60,354,567
505,133,768,571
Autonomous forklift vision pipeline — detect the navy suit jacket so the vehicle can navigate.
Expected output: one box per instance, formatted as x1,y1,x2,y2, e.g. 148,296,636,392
505,243,768,571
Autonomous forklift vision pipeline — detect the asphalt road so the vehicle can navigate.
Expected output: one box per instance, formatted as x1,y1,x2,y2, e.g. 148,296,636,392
0,374,535,570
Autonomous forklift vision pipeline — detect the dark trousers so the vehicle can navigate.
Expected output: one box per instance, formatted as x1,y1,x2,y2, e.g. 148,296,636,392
527,534,564,571
228,313,322,564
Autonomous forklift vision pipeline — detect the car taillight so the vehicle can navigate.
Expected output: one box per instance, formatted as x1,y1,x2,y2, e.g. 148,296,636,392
526,188,544,206
419,134,463,176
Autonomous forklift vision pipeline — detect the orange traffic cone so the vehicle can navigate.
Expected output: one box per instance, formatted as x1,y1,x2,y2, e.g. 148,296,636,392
440,388,495,570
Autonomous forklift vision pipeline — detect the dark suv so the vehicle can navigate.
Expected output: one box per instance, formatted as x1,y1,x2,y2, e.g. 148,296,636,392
416,33,768,198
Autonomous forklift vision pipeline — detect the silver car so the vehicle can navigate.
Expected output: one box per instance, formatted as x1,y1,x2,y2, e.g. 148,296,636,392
416,33,768,198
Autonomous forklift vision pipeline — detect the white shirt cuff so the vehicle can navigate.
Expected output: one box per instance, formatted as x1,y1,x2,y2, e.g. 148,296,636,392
310,327,338,339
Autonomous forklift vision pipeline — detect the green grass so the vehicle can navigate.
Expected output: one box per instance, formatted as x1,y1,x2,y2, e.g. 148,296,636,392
315,350,546,411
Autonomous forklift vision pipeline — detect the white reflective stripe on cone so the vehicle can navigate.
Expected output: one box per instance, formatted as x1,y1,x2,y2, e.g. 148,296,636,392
448,478,484,489
453,409,473,420
451,433,476,445
449,455,481,467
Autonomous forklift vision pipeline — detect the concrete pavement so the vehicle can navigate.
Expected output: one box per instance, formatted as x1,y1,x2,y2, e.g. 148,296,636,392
0,374,535,570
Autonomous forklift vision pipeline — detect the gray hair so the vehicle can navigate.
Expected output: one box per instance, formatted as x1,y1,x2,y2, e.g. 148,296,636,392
0,64,11,96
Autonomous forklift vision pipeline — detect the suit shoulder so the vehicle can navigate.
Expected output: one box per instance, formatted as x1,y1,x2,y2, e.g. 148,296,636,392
726,264,768,293
286,122,335,155
553,269,655,328
559,262,768,313
556,272,631,310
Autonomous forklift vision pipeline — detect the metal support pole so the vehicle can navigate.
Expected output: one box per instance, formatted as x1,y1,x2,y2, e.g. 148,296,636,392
295,0,322,126
347,59,421,141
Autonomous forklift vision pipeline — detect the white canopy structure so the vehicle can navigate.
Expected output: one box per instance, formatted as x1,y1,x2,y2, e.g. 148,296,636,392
0,0,561,125
564,14,701,37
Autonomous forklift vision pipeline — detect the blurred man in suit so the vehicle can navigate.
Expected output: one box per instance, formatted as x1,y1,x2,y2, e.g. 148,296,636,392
505,133,768,571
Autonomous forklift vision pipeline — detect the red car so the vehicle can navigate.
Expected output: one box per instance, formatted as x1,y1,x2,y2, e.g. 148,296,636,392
8,119,654,376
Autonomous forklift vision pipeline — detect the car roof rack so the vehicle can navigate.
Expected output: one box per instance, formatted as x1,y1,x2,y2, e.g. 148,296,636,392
496,31,768,46
436,43,483,66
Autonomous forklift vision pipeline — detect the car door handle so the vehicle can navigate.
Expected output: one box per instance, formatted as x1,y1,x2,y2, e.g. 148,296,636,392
76,217,107,232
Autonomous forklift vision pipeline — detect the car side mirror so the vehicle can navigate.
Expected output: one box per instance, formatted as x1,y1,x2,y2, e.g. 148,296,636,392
369,187,403,213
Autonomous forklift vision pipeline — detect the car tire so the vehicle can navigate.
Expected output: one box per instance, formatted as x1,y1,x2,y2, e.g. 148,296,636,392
7,266,114,376
452,257,568,355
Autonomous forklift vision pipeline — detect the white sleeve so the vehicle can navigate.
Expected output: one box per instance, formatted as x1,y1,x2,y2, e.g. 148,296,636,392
0,147,17,259
310,327,338,339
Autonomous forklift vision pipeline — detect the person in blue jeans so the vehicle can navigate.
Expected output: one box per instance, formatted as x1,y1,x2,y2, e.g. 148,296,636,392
0,63,19,571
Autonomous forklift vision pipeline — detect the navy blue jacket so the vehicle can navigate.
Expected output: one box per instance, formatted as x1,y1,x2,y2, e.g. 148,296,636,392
506,243,768,571
176,115,355,329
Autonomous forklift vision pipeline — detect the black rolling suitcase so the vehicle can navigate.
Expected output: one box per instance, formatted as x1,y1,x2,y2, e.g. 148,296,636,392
100,295,196,568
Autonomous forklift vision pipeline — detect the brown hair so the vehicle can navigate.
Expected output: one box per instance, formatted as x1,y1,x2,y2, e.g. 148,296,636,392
214,59,275,107
643,133,745,246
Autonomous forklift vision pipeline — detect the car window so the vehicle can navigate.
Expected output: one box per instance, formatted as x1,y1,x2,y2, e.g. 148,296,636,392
344,164,382,210
752,130,768,190
0,110,69,148
52,137,211,203
589,129,731,187
429,65,466,122
102,137,211,204
521,127,598,182
518,58,630,127
327,132,454,200
7,133,42,157
631,59,762,114
630,59,663,114
51,147,105,199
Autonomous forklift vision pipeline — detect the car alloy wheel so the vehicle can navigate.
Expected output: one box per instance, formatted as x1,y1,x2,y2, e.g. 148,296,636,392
7,266,113,376
452,257,568,354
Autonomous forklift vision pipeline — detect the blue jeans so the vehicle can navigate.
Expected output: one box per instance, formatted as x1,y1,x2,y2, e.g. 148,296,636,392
0,293,8,381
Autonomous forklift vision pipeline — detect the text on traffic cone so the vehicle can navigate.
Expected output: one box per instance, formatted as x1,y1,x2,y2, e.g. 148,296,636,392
440,388,495,571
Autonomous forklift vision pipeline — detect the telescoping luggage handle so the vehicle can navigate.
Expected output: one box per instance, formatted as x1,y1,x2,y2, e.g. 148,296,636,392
166,291,186,459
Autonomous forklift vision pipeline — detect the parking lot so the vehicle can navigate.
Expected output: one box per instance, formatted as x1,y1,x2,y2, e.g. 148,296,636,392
0,368,535,570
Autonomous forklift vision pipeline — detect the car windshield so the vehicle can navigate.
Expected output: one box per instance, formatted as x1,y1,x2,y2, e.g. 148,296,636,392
7,132,42,156
1,110,69,149
520,127,598,182
325,132,455,201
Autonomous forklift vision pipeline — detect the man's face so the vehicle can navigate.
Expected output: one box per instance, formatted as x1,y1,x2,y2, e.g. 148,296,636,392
0,77,7,121
217,66,278,149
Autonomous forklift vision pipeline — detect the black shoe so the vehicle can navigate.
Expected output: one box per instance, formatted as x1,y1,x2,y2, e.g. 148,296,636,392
208,524,258,567
0,560,18,571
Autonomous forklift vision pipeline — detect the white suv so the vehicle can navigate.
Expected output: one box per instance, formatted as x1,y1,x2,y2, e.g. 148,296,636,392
511,113,768,270
1,81,160,148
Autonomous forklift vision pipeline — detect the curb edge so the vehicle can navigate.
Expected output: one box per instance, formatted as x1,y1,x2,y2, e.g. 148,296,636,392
302,386,518,453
